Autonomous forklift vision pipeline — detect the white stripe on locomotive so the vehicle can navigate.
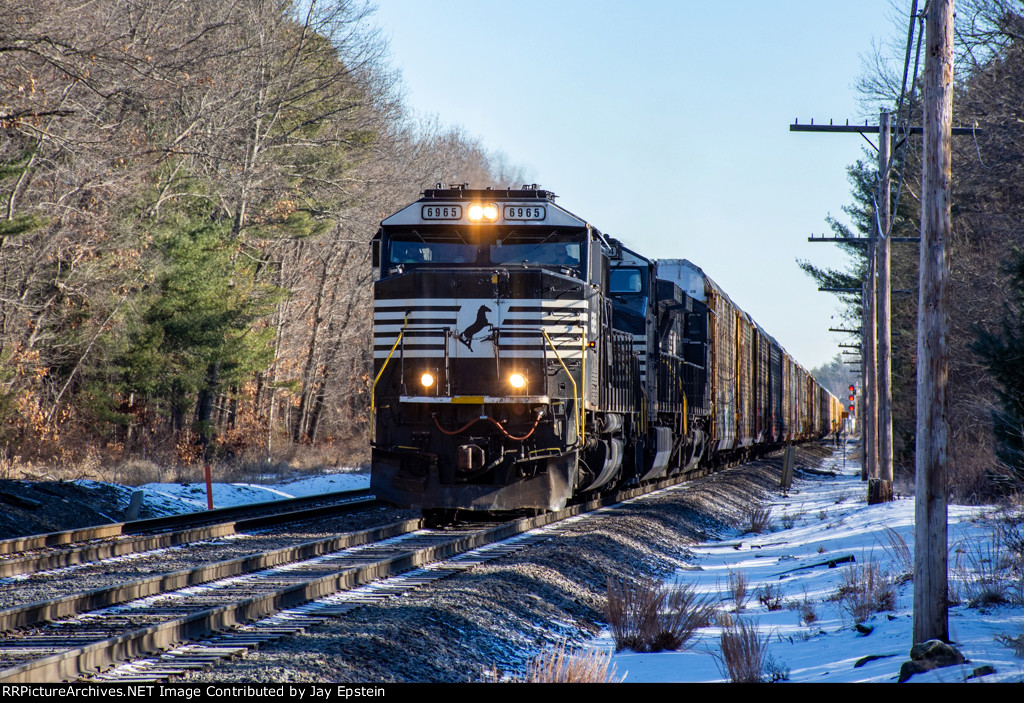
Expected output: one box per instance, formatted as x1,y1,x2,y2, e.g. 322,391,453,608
373,297,590,360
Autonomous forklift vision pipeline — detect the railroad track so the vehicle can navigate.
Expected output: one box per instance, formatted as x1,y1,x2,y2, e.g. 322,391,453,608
0,469,700,683
0,489,378,580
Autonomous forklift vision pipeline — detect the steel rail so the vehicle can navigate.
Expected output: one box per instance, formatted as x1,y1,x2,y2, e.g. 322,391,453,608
0,489,376,560
0,492,379,578
0,519,422,632
0,445,810,683
0,464,712,683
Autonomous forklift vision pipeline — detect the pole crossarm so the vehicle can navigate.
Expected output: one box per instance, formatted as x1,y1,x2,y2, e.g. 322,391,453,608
829,327,862,333
819,287,863,293
790,122,980,135
808,236,921,243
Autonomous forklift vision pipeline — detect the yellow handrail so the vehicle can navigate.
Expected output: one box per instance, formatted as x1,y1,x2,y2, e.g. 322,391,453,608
370,317,407,443
543,329,583,447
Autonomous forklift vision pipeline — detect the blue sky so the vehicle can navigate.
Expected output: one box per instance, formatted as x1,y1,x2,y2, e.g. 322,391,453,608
371,0,904,370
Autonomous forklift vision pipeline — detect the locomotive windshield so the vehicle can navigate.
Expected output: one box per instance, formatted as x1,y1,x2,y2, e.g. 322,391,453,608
385,231,582,272
610,267,644,294
390,239,476,264
609,266,649,318
491,238,580,267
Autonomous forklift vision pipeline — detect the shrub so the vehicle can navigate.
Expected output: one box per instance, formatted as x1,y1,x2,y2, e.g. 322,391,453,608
952,534,1012,607
728,569,749,610
605,577,716,653
718,618,768,683
785,591,818,625
996,503,1024,564
756,583,785,611
742,505,772,534
995,632,1024,659
799,599,818,625
764,653,790,682
833,560,896,622
879,526,913,582
524,640,623,683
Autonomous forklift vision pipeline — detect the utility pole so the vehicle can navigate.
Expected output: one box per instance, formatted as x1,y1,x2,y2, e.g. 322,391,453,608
794,118,973,494
862,277,875,481
866,241,878,482
914,0,954,646
872,110,894,503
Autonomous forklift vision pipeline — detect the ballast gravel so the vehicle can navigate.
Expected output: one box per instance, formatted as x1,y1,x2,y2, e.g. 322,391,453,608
180,445,835,683
0,506,419,609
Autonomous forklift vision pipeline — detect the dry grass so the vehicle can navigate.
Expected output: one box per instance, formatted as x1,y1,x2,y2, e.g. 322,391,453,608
756,583,785,611
606,577,716,653
728,569,749,610
995,632,1024,658
833,560,896,622
0,452,30,480
960,544,1008,607
946,504,1024,608
786,593,818,625
524,640,623,683
741,504,772,534
718,618,768,683
0,427,369,487
879,526,913,582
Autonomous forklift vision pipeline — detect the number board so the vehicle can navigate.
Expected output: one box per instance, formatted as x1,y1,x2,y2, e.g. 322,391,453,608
503,205,546,221
421,205,463,220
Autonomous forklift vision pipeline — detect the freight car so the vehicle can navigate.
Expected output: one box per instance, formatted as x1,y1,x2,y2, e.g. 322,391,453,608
369,186,842,517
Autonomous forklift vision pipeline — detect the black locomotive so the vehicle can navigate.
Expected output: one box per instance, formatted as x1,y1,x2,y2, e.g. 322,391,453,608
369,186,841,515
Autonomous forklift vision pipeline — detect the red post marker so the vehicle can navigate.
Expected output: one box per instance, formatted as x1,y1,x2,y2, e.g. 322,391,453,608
204,463,214,510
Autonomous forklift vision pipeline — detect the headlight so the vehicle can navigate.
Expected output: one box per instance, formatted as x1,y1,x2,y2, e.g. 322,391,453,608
509,372,526,389
467,203,499,223
420,372,435,388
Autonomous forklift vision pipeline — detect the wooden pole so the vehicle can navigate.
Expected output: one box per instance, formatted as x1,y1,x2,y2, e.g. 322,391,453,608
913,0,953,645
864,232,878,482
870,110,895,505
878,110,894,487
861,281,869,480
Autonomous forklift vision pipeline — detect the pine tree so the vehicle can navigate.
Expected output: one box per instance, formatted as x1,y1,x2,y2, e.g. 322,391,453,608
972,251,1024,477
121,207,283,451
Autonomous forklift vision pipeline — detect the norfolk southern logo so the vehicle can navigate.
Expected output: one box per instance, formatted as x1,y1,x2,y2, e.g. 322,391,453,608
457,304,492,351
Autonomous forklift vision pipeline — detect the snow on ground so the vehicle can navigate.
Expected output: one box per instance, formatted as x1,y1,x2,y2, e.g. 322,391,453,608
597,446,1024,683
84,467,371,517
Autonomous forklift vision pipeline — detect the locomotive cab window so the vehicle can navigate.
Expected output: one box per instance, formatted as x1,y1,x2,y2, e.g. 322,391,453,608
609,265,649,317
490,235,581,269
384,230,584,274
388,238,479,266
610,268,644,294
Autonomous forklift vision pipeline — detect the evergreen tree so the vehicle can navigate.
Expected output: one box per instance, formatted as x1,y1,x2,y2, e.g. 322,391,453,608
972,251,1024,476
122,207,283,450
